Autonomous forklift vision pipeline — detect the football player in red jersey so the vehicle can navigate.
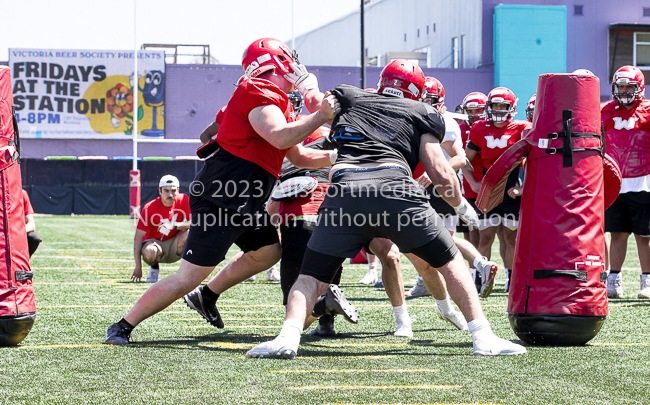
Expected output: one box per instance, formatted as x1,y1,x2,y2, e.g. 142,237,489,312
457,92,487,249
463,87,532,292
601,65,650,299
105,38,341,345
408,83,499,301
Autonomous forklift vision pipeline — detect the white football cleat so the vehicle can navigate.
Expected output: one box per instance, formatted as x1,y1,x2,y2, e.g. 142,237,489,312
266,265,281,282
476,258,498,298
394,316,414,338
359,269,378,285
245,338,297,359
145,266,159,283
607,272,623,298
406,276,431,297
473,335,527,356
436,307,468,331
638,273,650,299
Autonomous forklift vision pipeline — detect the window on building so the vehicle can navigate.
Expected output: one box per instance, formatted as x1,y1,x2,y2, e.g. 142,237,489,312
433,23,436,33
635,32,650,67
427,26,429,34
404,33,407,42
452,37,459,69
574,5,583,16
417,29,420,38
460,34,466,69
644,7,650,17
608,24,650,82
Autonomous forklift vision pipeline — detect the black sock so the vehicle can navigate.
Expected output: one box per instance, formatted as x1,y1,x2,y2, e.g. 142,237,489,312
151,263,160,270
119,318,134,329
610,270,621,274
200,285,220,301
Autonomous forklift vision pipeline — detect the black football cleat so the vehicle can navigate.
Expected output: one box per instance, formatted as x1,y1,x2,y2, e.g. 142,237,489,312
309,314,337,336
183,286,224,328
324,284,359,324
104,321,133,345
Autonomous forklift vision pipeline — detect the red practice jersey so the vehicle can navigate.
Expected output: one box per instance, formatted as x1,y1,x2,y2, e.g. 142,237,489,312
215,105,227,125
137,194,191,241
468,119,531,170
601,99,650,178
21,190,34,215
216,78,294,178
459,121,483,199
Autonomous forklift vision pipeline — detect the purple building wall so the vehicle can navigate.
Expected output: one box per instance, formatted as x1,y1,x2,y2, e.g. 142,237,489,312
482,0,650,98
17,64,493,159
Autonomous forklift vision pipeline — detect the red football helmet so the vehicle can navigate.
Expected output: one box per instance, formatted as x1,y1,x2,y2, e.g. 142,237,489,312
377,59,425,100
242,38,294,78
461,92,487,124
486,87,518,122
525,94,536,122
422,77,445,110
612,65,645,105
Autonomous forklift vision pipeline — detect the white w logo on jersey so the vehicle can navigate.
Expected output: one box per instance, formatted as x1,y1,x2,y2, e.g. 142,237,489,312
485,135,511,149
613,117,638,130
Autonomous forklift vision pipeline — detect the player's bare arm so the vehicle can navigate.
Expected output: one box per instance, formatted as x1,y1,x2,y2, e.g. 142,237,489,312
132,228,147,282
248,94,339,149
285,143,336,169
199,122,219,145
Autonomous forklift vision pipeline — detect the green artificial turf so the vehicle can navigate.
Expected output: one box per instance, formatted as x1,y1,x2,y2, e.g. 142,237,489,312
1,216,648,405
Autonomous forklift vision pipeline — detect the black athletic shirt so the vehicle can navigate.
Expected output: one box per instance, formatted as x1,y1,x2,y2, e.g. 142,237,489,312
279,136,336,183
329,85,445,173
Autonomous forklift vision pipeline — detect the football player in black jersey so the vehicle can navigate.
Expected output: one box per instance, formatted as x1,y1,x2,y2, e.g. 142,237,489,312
246,60,526,359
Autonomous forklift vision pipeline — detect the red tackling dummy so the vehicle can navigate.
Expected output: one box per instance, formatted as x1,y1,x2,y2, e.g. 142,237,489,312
477,72,622,346
0,66,36,346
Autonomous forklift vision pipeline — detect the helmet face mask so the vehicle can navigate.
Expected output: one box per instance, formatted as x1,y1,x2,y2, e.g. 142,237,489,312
612,66,645,105
525,94,536,122
287,90,304,118
377,59,425,101
423,77,445,110
486,87,517,123
461,92,488,125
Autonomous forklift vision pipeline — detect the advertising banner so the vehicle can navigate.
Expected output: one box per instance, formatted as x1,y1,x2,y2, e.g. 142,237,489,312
9,48,165,139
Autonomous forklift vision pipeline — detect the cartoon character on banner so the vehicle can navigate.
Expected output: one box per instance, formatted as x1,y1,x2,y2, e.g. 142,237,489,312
106,83,143,135
139,70,165,137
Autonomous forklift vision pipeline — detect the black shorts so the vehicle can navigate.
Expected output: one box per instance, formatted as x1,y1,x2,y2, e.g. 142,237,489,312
279,218,340,305
304,168,458,281
426,184,456,216
605,191,650,236
182,197,279,267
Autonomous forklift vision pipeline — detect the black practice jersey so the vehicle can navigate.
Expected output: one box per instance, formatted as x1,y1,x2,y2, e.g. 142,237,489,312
329,85,445,173
279,136,336,183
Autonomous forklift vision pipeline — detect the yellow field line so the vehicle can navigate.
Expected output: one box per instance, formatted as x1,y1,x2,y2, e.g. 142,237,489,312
198,342,251,350
304,342,408,348
304,342,466,348
287,384,460,390
34,256,132,262
590,342,650,346
34,282,110,285
269,368,439,374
